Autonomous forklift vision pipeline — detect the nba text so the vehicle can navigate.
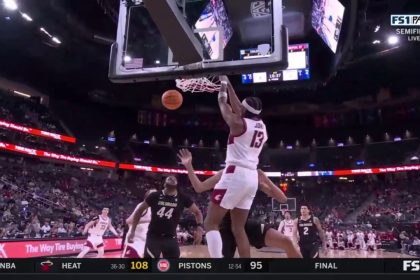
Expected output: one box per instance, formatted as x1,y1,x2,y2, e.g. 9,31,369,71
0,262,16,270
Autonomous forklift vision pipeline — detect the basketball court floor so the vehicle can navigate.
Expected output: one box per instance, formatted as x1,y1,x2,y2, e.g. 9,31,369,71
81,245,416,258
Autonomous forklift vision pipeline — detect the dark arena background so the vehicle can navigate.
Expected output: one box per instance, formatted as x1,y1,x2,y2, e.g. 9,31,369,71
0,0,420,279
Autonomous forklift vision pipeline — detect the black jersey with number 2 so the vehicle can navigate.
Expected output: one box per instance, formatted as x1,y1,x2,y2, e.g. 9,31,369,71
297,215,319,244
146,191,193,238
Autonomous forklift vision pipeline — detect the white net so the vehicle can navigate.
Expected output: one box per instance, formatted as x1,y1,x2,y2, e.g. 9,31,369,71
175,75,221,93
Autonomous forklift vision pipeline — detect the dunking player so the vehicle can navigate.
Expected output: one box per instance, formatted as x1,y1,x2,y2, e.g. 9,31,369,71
205,76,267,258
293,205,326,258
127,176,204,258
178,149,302,258
77,207,120,258
122,189,157,258
278,211,295,241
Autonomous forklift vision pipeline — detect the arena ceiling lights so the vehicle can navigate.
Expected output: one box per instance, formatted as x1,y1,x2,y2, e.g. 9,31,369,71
2,0,62,46
3,0,18,11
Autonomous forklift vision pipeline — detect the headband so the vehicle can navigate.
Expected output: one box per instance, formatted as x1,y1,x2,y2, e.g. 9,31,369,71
242,99,262,115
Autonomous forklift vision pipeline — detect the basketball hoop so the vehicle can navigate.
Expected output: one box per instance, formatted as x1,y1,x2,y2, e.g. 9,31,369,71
175,75,221,93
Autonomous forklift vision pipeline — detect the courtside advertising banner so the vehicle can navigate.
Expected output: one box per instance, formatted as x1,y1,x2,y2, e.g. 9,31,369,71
0,238,122,258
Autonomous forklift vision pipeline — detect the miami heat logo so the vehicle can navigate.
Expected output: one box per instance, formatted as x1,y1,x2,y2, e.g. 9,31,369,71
250,1,271,18
40,260,54,272
0,243,7,258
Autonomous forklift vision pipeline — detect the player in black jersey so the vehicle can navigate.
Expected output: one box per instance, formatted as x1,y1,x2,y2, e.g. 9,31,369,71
178,149,302,258
293,205,326,258
127,176,204,258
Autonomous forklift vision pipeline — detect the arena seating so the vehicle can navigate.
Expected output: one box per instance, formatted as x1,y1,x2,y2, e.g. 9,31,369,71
0,90,66,134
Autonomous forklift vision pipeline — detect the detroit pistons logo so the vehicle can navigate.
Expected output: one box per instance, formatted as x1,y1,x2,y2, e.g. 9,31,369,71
250,1,271,18
157,259,170,272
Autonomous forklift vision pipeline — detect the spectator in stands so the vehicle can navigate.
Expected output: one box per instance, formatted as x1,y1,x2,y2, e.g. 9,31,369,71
57,223,68,237
41,221,51,237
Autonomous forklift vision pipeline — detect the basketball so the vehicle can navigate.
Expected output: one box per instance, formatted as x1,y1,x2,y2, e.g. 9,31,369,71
162,90,183,110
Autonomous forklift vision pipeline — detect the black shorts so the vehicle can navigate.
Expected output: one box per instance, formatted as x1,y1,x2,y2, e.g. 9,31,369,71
221,220,273,258
299,242,320,258
144,235,180,259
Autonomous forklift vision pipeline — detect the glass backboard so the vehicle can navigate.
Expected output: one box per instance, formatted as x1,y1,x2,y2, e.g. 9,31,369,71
109,0,289,83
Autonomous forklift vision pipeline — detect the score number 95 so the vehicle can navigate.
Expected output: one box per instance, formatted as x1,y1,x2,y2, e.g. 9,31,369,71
248,261,265,272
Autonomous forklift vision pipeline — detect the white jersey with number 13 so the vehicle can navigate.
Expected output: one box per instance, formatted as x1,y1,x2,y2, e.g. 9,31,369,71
225,118,267,170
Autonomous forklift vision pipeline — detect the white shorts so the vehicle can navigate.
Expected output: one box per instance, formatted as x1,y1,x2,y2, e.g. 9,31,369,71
85,235,104,249
212,165,258,210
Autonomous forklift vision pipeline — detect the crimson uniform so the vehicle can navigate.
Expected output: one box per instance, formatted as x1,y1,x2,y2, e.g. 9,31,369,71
212,118,267,210
85,215,110,249
123,204,151,258
279,219,294,239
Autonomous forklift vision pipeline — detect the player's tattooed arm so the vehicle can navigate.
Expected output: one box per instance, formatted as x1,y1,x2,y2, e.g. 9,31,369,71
314,217,326,249
257,169,287,203
220,75,242,115
127,201,149,243
218,81,244,136
177,149,223,193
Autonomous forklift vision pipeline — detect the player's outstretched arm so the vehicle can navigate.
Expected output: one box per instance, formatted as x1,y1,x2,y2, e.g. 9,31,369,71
127,201,149,243
177,149,223,193
218,81,244,135
257,169,288,203
220,75,242,115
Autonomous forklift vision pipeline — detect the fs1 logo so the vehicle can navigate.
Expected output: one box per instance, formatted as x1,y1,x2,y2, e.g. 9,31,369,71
391,15,420,26
403,260,420,271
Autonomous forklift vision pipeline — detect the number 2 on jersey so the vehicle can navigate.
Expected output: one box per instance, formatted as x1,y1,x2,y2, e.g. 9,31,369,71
303,227,309,235
157,207,174,219
250,131,264,148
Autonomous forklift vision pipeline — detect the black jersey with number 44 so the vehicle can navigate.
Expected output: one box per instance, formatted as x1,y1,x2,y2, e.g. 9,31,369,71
146,191,193,238
297,215,319,244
